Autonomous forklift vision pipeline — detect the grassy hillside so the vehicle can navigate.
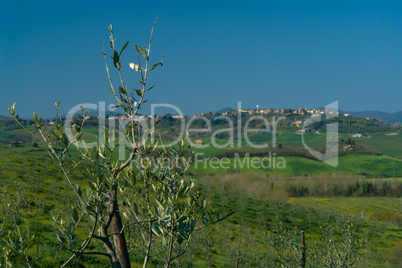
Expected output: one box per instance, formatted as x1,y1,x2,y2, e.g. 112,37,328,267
1,146,401,266
189,153,402,178
355,133,402,159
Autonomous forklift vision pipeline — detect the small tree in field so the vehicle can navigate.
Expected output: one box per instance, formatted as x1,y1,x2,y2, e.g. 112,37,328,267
267,218,373,268
7,18,228,268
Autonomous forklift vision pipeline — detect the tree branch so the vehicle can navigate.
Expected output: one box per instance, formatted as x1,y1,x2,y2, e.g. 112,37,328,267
61,213,99,268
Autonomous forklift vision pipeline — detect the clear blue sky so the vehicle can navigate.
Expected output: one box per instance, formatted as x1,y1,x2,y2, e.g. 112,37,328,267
1,0,402,118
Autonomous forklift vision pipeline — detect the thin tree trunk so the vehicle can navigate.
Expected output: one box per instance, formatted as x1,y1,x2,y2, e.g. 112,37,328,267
142,175,153,268
207,240,212,268
108,190,131,268
166,233,175,268
236,246,240,268
301,230,306,268
142,230,152,268
100,226,123,268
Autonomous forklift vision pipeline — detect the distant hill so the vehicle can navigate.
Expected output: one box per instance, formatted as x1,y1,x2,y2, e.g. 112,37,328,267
86,110,119,118
311,108,401,124
45,110,121,121
0,115,10,120
3,108,402,123
346,110,402,123
216,107,234,114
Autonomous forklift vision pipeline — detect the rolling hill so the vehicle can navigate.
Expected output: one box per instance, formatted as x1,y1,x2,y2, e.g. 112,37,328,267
346,110,402,123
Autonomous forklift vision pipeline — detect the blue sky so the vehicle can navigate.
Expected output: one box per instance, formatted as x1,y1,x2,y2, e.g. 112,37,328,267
1,0,402,118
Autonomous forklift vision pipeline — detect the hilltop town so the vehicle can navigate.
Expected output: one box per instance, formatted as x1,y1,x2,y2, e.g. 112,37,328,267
77,107,342,121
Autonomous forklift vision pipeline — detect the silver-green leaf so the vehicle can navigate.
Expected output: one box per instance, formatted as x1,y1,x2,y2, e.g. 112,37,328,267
135,45,147,59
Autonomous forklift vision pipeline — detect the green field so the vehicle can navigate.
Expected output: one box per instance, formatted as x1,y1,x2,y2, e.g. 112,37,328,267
356,133,402,159
188,153,402,178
